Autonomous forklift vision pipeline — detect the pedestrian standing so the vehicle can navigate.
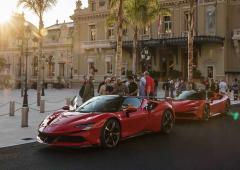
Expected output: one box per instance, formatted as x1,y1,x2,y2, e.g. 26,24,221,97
162,79,170,98
98,76,108,94
219,79,228,95
139,74,146,97
210,79,216,92
127,75,138,96
169,80,175,98
232,78,239,100
112,78,127,96
82,76,94,103
144,71,155,98
154,79,159,97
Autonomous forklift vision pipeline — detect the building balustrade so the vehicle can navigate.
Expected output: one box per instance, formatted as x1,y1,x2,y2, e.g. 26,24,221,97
81,40,114,49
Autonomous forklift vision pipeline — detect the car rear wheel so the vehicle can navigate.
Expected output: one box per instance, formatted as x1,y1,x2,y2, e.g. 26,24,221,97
224,100,230,115
161,110,174,134
100,119,121,148
202,104,210,121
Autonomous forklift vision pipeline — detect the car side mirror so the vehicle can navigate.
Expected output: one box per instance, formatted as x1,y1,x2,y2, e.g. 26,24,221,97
62,105,70,110
125,106,137,117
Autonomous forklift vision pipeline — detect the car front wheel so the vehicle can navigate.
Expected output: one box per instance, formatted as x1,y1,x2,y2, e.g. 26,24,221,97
161,110,174,134
100,119,121,148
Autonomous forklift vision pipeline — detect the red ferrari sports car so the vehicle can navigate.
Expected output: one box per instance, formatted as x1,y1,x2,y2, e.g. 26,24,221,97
171,90,230,121
37,95,175,148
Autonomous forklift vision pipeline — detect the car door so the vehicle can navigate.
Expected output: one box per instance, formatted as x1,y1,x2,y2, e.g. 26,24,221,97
120,97,149,137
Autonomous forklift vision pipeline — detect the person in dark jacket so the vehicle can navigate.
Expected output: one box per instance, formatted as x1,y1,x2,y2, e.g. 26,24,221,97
82,76,94,103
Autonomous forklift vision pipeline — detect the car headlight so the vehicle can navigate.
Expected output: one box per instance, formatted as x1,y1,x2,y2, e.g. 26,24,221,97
75,123,94,131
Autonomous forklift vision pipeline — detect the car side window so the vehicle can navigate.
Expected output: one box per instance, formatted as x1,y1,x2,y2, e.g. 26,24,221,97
122,98,142,108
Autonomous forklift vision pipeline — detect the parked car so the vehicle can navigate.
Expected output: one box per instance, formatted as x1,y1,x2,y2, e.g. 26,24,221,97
171,90,230,121
37,95,175,148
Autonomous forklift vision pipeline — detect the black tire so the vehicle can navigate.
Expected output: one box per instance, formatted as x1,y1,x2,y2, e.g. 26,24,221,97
224,100,230,115
100,119,121,148
161,110,174,134
202,104,210,121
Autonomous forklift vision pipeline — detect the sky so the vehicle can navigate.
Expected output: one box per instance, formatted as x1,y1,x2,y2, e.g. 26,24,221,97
0,0,88,27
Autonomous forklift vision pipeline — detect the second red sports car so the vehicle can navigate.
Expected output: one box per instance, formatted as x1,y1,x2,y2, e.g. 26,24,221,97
37,95,175,148
171,90,230,121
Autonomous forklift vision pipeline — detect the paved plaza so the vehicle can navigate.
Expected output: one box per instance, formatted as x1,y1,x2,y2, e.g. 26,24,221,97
0,88,239,148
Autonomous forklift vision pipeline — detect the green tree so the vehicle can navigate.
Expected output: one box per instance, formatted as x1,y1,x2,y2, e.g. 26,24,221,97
109,0,124,77
18,0,57,105
124,0,167,74
188,0,195,88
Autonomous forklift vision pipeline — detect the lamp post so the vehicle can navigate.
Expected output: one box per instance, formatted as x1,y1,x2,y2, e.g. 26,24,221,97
18,39,24,97
41,55,46,96
22,25,31,107
141,47,152,72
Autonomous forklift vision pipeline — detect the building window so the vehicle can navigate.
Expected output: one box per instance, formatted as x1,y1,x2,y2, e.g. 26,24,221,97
99,0,105,7
91,2,96,11
106,61,112,74
107,27,114,39
143,26,150,35
89,25,96,41
163,16,172,33
206,6,216,35
32,56,38,76
48,56,55,77
184,11,189,31
207,66,213,79
88,62,97,76
59,63,65,77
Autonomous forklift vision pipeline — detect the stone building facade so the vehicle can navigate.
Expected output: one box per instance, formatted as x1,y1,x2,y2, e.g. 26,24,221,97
70,0,240,83
1,0,240,88
0,13,74,88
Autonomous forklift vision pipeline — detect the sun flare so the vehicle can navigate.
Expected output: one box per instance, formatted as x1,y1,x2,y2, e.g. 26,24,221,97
0,1,14,24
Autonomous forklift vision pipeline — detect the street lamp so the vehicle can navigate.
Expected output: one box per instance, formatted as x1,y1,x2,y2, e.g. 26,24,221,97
41,55,48,96
22,24,31,107
141,47,152,72
17,39,24,97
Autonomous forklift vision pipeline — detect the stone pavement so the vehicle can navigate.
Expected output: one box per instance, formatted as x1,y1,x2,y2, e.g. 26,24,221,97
0,88,239,148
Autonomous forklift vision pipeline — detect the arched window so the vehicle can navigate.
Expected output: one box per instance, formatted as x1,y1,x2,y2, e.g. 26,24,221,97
32,56,38,76
48,56,55,77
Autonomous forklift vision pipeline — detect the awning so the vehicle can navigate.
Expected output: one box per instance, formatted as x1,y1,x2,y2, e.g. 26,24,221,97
117,36,224,48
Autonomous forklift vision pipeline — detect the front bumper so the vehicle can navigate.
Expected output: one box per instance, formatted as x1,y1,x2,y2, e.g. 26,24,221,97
37,129,101,147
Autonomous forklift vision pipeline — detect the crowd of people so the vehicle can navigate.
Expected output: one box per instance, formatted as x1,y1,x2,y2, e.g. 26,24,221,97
79,72,240,102
79,71,156,102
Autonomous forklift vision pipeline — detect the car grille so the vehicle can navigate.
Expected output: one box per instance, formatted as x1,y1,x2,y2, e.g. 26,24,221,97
38,132,86,144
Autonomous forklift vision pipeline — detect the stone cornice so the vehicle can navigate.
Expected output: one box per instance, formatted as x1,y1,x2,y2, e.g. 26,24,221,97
73,11,110,21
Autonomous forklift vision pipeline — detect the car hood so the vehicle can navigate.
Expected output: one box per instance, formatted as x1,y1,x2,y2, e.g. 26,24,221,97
39,111,100,134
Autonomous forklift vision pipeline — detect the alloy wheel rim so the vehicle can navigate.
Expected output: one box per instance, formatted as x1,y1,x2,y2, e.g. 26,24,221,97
163,111,173,132
104,121,120,147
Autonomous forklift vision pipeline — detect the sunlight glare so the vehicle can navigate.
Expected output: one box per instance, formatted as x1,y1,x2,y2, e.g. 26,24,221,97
0,1,14,24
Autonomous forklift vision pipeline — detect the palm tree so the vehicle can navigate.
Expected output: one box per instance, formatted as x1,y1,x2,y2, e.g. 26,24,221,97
18,0,57,105
125,0,165,74
188,0,195,89
109,0,124,77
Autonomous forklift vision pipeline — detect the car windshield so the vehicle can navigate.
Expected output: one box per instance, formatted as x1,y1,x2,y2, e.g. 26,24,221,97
176,90,206,100
76,96,123,113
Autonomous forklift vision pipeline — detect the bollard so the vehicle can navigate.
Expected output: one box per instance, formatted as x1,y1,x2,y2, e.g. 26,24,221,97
66,98,71,106
21,107,29,127
40,99,45,113
9,101,15,116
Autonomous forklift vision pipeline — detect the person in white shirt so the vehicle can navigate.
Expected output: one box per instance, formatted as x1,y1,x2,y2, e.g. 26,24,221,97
219,79,228,94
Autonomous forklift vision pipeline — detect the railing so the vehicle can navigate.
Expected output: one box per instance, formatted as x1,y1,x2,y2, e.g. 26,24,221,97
181,31,188,37
158,33,173,39
81,40,114,49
